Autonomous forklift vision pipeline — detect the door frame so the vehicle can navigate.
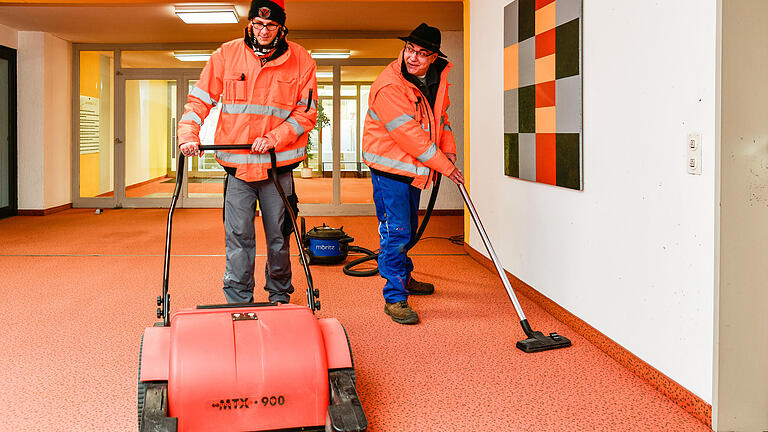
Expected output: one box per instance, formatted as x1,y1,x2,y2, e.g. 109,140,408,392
0,45,17,219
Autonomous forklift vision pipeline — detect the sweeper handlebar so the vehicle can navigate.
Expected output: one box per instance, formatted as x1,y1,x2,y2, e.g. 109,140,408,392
159,145,318,326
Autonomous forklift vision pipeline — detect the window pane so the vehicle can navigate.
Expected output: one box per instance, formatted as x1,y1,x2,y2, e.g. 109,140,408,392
187,80,225,199
338,65,385,204
293,98,332,204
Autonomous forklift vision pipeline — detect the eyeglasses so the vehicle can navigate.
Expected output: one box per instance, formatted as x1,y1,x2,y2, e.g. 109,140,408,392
404,43,435,60
251,21,280,31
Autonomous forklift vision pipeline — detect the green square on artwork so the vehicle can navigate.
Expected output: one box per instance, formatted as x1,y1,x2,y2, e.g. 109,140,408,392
556,133,581,189
505,133,519,177
518,0,535,42
518,85,535,133
556,18,580,79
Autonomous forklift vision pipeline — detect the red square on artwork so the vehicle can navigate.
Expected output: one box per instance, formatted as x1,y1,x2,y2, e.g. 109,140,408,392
536,80,556,107
536,133,557,185
536,0,556,10
535,28,556,59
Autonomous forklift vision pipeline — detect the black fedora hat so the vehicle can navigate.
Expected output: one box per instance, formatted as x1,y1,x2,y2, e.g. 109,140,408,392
398,23,446,58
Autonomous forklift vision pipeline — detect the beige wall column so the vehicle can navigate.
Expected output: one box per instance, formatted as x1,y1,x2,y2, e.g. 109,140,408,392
17,31,71,211
714,0,768,430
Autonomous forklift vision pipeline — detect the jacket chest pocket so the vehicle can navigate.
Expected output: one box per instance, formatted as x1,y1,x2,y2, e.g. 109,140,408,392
224,72,248,103
267,77,297,106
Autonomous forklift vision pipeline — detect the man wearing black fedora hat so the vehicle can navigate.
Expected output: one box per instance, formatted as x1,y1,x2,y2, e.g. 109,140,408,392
362,23,465,325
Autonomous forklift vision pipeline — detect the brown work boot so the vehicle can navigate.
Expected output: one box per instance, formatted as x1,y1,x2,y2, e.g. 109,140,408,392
406,277,434,295
384,301,419,325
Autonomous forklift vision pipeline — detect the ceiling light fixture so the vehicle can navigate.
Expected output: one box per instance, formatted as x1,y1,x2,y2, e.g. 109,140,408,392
310,50,351,59
315,71,334,79
173,51,213,62
174,5,239,24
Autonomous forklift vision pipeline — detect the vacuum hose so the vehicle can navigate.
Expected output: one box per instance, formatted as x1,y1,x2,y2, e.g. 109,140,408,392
342,173,442,277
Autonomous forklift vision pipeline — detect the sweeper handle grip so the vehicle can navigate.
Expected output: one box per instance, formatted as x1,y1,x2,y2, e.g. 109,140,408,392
456,183,529,324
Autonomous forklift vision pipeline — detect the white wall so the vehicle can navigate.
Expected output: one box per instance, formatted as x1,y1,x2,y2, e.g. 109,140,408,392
0,23,17,49
420,30,464,210
17,31,72,210
44,33,72,208
469,0,717,402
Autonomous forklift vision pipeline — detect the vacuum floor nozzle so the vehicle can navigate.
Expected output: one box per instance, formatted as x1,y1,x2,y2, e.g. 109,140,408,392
516,331,572,353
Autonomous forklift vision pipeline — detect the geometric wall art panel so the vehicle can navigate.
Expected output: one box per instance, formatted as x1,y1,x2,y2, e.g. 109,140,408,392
504,0,582,190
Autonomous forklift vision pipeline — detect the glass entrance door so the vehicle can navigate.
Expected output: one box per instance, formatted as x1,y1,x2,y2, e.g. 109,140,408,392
121,78,179,206
0,46,17,219
295,62,389,214
115,69,222,208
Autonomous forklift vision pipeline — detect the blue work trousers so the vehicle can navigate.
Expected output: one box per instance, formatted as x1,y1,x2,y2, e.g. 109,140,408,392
371,171,421,303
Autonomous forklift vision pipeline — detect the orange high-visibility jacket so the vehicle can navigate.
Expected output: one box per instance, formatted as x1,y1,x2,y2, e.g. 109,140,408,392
178,39,318,182
362,49,456,189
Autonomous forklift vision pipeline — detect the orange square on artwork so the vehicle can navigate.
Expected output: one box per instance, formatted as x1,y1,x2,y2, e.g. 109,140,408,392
504,44,519,91
535,2,556,35
535,54,555,84
536,107,556,133
536,133,557,185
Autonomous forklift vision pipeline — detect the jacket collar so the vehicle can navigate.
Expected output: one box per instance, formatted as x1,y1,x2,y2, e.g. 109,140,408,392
243,38,292,67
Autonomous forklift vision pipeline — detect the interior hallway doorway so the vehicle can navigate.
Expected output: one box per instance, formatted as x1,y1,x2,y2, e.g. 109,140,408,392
73,44,396,215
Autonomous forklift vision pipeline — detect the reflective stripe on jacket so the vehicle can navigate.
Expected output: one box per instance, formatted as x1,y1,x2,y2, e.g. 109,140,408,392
362,49,456,189
178,39,318,182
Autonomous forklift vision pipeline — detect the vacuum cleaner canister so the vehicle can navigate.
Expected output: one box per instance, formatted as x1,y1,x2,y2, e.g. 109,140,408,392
304,224,354,265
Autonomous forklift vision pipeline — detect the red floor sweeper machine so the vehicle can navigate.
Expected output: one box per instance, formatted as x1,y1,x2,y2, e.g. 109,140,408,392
137,145,367,432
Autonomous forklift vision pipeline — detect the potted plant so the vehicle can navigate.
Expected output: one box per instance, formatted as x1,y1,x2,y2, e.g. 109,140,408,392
302,102,330,179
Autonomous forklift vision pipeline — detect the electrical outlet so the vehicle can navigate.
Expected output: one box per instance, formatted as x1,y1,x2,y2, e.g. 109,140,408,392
687,133,702,175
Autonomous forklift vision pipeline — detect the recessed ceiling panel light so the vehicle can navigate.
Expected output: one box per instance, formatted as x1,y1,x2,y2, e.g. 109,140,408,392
175,5,239,24
315,71,333,78
310,50,351,59
173,51,213,62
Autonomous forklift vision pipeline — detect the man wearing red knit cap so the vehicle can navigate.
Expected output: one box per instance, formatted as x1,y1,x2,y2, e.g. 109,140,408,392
178,0,318,305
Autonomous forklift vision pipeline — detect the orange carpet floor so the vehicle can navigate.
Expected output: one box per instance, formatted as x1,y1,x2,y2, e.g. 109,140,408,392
0,209,710,431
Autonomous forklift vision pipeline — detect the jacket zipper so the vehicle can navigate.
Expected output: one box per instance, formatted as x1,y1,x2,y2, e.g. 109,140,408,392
414,88,436,182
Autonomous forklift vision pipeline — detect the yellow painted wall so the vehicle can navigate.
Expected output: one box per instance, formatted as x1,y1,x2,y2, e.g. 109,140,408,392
148,80,168,180
79,51,100,197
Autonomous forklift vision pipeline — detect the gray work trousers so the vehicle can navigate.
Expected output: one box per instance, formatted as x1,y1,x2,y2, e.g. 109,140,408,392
222,172,294,304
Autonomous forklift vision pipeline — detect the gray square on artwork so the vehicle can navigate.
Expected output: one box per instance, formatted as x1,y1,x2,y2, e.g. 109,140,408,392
518,37,535,88
556,0,581,27
504,89,518,133
519,133,536,181
504,1,519,47
555,75,581,133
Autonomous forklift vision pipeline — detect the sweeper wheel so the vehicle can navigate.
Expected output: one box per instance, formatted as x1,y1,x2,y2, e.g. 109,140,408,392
341,324,355,384
137,334,146,430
